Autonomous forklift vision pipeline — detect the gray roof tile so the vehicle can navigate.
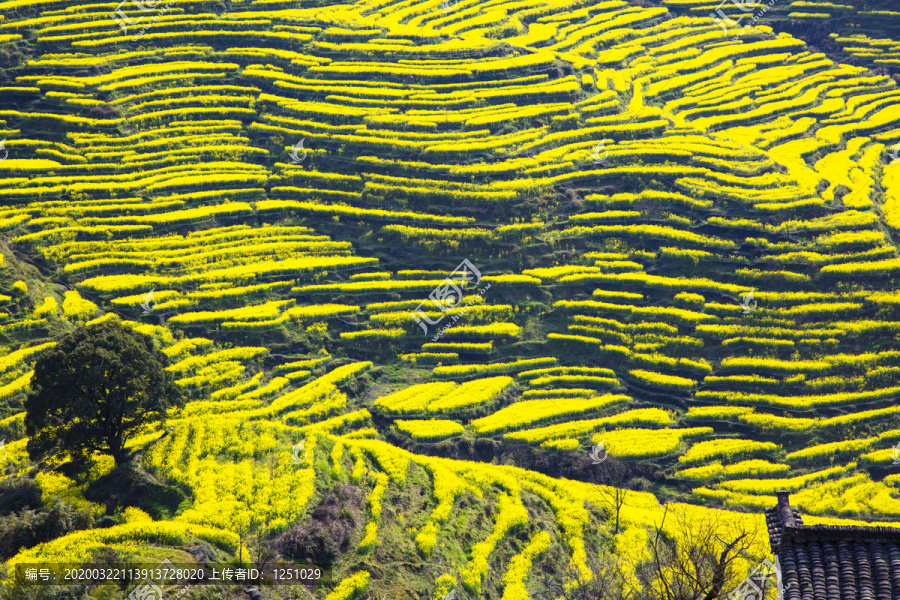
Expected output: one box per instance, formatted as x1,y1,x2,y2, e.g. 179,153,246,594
766,494,900,600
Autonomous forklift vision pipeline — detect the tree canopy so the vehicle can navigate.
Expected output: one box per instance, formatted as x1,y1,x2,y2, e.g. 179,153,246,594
24,319,184,466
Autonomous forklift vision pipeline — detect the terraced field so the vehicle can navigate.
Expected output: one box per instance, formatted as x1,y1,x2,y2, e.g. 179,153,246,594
1,0,900,597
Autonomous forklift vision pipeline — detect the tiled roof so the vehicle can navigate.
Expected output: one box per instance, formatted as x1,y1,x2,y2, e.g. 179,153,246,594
778,534,900,600
766,491,900,600
765,504,803,553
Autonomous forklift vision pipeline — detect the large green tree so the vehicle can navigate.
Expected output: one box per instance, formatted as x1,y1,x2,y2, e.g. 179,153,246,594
25,319,184,466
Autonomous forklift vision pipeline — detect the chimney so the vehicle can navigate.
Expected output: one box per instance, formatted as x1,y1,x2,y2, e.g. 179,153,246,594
776,489,795,527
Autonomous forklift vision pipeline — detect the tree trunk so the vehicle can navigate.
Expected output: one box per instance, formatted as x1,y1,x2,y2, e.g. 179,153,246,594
615,504,620,535
110,437,126,465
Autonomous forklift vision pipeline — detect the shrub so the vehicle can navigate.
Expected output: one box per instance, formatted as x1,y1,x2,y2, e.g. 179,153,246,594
674,292,705,308
433,357,555,378
589,427,713,460
679,439,780,466
374,382,458,415
324,571,371,600
61,291,98,322
738,412,819,433
33,297,58,318
395,420,464,441
674,460,791,483
471,394,628,435
627,369,697,391
0,497,95,561
276,484,365,563
684,406,754,420
428,377,514,413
